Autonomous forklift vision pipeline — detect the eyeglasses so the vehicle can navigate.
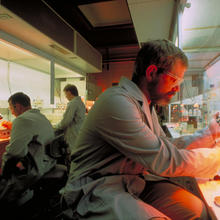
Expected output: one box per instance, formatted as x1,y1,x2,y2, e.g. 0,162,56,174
166,71,184,86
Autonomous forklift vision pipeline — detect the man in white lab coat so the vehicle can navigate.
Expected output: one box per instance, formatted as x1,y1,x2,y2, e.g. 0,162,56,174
60,40,220,220
1,92,56,178
55,84,86,154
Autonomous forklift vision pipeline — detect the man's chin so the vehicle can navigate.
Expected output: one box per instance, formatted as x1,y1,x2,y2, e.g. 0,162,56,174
155,97,171,106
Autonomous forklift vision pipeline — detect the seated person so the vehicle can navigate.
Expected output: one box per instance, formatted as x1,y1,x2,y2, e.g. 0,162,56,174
60,39,220,220
1,92,56,178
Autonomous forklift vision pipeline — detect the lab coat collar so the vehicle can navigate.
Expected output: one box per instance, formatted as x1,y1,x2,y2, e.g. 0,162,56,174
119,77,154,131
119,77,145,104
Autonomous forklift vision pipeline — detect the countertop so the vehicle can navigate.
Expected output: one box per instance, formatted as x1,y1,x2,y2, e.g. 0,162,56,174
198,178,220,219
0,137,10,144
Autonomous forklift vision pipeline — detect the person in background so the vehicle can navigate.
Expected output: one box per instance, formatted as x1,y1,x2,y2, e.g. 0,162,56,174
55,84,86,153
60,39,220,220
1,92,56,176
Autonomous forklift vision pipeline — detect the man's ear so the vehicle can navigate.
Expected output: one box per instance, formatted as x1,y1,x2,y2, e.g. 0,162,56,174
14,103,21,109
145,65,158,82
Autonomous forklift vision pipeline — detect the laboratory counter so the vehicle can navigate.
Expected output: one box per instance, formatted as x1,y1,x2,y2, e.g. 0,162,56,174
0,137,9,173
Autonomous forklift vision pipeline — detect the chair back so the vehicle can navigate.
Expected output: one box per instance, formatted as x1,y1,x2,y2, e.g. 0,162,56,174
45,134,69,159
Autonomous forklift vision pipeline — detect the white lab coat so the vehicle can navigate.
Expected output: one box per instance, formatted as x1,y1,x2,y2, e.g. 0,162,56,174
1,109,56,176
56,96,86,152
61,77,220,220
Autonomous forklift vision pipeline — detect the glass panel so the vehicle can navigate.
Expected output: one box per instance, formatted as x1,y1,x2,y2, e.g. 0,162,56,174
161,0,220,137
0,39,85,128
44,63,87,126
9,62,50,106
0,58,51,121
0,59,10,121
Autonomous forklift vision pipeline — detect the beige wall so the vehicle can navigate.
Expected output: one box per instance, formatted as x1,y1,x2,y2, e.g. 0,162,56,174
87,61,135,100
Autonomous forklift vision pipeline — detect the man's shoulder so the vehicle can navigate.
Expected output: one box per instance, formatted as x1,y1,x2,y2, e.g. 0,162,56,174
72,96,83,102
70,96,85,107
12,114,31,128
94,88,135,113
21,108,40,115
99,85,134,104
17,109,49,124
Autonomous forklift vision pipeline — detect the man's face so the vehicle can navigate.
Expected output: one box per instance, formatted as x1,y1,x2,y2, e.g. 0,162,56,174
8,101,21,117
149,59,186,106
64,90,73,101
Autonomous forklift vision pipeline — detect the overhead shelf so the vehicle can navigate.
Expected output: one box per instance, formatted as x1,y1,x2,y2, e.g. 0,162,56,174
0,2,102,74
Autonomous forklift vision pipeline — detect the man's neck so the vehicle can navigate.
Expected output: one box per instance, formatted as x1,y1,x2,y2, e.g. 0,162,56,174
138,78,151,105
69,95,75,101
16,106,31,117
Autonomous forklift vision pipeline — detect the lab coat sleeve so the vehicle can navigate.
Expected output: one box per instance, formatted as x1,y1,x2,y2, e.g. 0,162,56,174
95,94,220,178
57,100,77,130
1,117,34,170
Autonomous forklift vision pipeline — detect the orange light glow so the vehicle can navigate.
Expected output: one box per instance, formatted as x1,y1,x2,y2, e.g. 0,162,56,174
1,120,12,130
171,188,203,216
198,179,220,218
